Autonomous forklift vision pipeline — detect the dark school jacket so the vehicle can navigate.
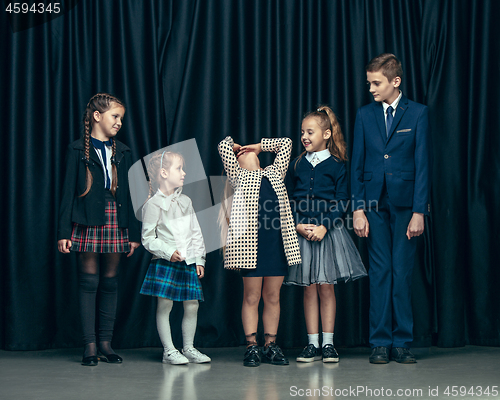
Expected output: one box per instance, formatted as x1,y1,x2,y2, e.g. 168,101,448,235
57,137,141,242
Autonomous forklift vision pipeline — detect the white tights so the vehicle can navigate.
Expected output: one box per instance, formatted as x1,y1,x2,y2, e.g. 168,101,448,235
156,298,199,352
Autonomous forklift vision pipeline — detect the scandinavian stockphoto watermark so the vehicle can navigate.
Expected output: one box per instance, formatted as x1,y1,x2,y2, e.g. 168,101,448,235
128,139,373,254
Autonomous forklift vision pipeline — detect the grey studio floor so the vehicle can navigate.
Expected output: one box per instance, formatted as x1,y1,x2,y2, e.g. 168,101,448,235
1,346,499,400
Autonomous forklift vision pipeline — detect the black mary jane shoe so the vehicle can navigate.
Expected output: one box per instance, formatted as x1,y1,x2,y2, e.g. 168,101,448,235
98,353,123,364
81,355,98,366
262,343,289,366
243,345,261,367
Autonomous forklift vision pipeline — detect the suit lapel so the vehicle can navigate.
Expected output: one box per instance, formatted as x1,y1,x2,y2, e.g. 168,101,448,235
371,103,387,143
387,95,408,142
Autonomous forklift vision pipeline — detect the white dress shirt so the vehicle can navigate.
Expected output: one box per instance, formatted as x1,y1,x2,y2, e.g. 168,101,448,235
305,148,331,166
141,188,206,266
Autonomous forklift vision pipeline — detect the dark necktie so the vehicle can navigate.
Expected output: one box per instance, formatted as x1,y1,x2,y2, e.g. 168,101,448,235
386,106,394,137
91,137,113,189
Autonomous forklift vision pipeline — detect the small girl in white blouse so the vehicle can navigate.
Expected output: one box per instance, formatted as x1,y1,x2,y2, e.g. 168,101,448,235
140,151,210,365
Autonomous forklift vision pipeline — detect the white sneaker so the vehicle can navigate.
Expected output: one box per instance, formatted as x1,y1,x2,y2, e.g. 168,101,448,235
182,347,211,363
162,349,189,365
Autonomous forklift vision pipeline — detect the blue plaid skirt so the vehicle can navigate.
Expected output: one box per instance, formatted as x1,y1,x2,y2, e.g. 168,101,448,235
140,259,204,302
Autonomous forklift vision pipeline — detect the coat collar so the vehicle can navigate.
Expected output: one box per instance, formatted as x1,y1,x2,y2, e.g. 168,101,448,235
371,94,409,143
73,137,127,165
155,187,190,213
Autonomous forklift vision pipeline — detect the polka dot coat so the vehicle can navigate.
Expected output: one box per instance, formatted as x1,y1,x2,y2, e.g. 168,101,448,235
218,136,302,270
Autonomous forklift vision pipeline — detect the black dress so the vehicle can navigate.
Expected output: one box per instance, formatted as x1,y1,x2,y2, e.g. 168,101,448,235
242,177,288,277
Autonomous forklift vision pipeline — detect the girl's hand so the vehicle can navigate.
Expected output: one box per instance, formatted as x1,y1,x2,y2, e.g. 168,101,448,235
127,242,141,257
170,250,185,263
196,265,205,278
238,143,262,157
353,210,369,237
57,239,72,254
233,143,242,153
307,225,327,241
296,224,315,240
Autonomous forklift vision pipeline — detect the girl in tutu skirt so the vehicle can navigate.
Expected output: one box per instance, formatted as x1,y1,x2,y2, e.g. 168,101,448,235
140,151,210,365
285,105,367,363
57,93,141,366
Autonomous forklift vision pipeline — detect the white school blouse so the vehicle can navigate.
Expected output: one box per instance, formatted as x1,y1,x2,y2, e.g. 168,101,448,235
141,188,206,266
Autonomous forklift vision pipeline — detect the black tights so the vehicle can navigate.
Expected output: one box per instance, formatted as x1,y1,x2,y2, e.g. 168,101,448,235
78,252,121,357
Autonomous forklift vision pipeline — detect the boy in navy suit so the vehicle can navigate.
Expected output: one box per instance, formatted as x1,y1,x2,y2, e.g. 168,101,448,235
351,54,430,364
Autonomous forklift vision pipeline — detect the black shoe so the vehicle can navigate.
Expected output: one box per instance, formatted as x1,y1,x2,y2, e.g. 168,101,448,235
98,353,123,363
296,344,322,363
81,355,98,366
322,344,339,363
390,347,416,364
369,346,390,364
243,345,261,367
262,343,289,365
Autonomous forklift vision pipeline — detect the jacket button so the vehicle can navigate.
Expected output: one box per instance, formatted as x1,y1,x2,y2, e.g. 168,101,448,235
384,154,389,159
118,204,122,207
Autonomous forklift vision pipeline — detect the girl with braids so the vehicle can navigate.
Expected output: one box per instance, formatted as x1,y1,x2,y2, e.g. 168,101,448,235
57,93,140,366
140,151,210,365
284,105,366,364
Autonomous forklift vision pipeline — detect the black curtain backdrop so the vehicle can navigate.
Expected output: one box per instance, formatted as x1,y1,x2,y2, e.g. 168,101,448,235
1,0,499,351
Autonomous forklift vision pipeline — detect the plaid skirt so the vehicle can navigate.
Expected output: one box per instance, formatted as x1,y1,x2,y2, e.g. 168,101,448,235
140,259,204,302
70,193,130,253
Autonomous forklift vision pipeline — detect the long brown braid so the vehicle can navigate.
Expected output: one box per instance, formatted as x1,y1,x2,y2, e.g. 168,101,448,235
146,151,184,200
294,105,347,170
79,93,125,197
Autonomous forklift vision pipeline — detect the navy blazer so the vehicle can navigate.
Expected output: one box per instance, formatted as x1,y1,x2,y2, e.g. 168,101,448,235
57,137,141,242
351,94,430,214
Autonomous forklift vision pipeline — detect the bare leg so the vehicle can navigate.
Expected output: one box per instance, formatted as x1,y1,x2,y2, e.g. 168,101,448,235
303,284,320,335
261,276,284,346
242,277,263,345
318,284,336,334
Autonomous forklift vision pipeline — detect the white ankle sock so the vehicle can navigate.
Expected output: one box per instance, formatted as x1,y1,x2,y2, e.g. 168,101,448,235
322,332,334,346
308,333,320,348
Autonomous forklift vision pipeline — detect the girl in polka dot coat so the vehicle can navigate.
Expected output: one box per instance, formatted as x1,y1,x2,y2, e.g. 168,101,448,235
218,136,301,367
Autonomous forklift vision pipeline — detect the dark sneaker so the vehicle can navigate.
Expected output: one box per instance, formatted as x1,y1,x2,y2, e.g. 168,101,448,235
296,344,322,363
243,345,261,367
322,344,339,363
369,346,390,364
262,343,289,365
390,347,416,364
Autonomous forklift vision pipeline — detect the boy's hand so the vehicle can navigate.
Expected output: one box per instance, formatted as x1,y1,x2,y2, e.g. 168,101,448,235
238,143,262,157
296,223,315,240
127,242,141,257
307,225,327,242
196,265,205,278
406,213,424,239
353,210,369,237
170,250,185,262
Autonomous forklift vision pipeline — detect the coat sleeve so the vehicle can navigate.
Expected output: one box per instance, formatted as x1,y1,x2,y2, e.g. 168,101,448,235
261,137,292,180
412,106,431,215
57,145,79,240
188,202,206,267
141,201,176,261
218,136,242,188
123,150,141,242
350,108,366,212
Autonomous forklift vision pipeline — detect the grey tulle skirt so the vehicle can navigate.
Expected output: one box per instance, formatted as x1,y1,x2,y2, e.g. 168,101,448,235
284,225,367,286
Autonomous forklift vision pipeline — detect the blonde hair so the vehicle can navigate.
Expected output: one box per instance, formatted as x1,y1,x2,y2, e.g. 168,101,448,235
80,93,125,197
146,151,184,199
295,105,347,169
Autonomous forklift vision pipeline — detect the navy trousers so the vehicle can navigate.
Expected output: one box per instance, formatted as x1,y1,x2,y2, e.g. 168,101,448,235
366,188,417,349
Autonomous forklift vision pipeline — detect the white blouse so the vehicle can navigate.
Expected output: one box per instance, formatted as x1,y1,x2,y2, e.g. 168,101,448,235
141,188,206,266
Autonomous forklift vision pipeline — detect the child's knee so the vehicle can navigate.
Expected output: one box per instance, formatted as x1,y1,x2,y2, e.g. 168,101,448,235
157,297,174,313
183,300,199,314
